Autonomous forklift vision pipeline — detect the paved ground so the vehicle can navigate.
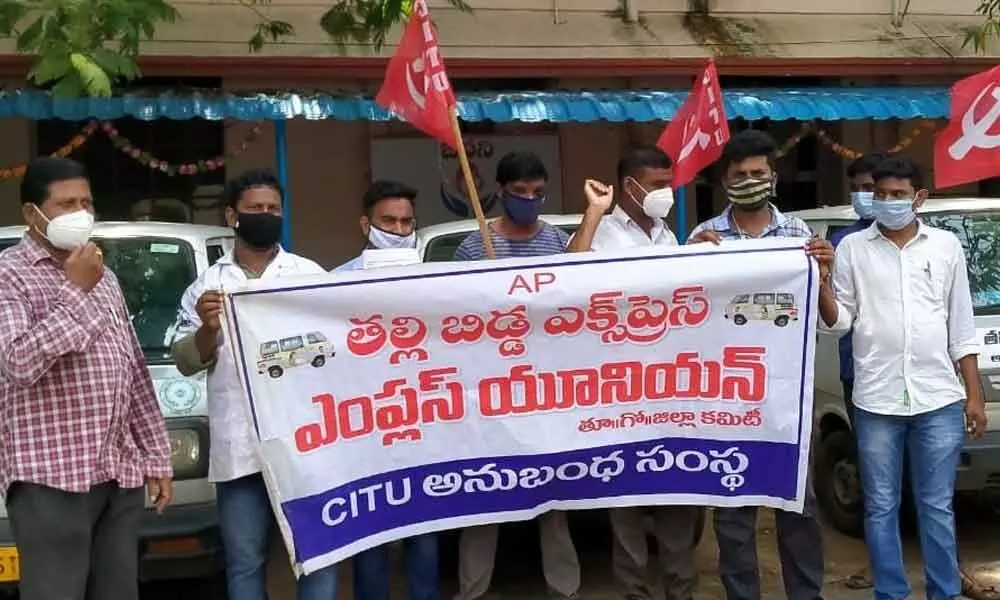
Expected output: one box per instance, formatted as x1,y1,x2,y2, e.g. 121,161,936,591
140,497,1000,599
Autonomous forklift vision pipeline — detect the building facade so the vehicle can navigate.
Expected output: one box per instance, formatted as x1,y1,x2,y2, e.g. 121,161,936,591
0,0,995,266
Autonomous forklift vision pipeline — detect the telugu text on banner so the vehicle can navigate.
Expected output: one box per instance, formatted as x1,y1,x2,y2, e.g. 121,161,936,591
224,238,818,575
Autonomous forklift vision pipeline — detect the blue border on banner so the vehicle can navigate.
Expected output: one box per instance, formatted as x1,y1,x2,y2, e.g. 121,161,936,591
282,436,800,563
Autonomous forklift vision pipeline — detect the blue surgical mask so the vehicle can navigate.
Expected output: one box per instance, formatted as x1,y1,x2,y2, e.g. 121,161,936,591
850,191,875,220
501,192,543,226
872,198,916,231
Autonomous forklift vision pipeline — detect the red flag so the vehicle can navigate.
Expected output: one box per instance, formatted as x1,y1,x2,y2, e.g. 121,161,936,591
376,0,457,150
934,65,1000,189
657,60,730,189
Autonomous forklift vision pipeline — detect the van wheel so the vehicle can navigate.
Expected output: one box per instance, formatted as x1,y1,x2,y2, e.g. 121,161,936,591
774,315,790,327
733,315,748,325
311,355,326,368
814,429,865,538
268,366,283,379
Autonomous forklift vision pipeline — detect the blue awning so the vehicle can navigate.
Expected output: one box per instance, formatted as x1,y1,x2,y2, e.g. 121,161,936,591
0,87,949,122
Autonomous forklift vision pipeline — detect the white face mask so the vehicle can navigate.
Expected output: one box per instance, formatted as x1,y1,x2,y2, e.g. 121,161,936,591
629,179,675,219
641,187,675,219
368,225,416,250
33,205,94,250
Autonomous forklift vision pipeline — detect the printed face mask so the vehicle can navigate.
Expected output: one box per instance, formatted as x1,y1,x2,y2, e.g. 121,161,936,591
235,212,283,249
629,179,675,219
850,191,875,220
368,225,416,250
33,205,94,250
726,177,775,210
872,198,917,231
501,192,543,226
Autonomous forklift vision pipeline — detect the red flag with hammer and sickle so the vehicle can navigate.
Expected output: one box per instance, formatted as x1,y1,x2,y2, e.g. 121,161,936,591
376,0,457,150
657,59,730,189
934,65,1000,189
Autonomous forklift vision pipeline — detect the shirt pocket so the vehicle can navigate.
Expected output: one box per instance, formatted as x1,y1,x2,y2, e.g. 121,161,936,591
907,254,948,306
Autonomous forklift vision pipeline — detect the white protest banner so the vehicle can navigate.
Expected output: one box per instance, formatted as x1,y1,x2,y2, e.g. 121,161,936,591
224,238,818,576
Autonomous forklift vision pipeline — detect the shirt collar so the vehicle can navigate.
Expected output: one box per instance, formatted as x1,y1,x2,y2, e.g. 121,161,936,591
610,205,665,236
717,203,788,235
865,219,928,241
21,232,55,265
217,246,292,268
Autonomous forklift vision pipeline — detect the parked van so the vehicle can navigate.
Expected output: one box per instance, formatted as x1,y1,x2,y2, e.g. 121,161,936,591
793,199,1000,537
724,292,800,327
0,222,233,587
257,331,334,378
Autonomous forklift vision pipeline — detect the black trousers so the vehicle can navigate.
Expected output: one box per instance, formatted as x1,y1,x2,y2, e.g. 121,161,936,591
6,481,144,600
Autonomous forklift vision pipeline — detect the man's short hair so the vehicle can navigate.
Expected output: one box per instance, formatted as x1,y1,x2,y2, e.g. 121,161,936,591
872,155,925,190
363,180,418,217
224,169,283,209
719,130,778,174
495,151,548,186
847,152,888,178
617,147,672,184
20,157,88,205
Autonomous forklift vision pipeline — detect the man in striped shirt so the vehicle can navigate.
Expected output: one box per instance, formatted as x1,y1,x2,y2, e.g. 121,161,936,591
452,151,580,600
453,151,569,261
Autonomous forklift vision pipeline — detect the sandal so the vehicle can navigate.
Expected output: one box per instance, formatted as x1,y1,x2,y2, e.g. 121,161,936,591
845,566,874,590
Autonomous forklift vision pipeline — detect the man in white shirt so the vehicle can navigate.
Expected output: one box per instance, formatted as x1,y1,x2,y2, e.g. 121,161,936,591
569,147,679,253
819,155,987,600
334,180,439,600
170,170,337,600
568,147,707,600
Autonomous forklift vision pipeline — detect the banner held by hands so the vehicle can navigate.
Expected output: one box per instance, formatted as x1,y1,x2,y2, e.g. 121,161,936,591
376,0,495,259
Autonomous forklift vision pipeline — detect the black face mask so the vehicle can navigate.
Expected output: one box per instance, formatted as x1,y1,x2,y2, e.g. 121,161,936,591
235,212,283,249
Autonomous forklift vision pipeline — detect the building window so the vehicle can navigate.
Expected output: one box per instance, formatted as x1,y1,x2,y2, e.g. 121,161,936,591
35,77,225,222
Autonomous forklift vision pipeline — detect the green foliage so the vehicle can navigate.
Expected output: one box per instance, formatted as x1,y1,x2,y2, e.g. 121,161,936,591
319,0,471,51
0,0,475,98
0,0,178,97
965,0,1000,53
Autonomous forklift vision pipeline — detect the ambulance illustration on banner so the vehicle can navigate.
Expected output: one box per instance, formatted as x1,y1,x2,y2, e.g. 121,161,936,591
257,331,335,379
724,292,799,328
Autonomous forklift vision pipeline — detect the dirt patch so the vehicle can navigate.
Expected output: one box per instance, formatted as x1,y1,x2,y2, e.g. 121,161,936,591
682,12,775,58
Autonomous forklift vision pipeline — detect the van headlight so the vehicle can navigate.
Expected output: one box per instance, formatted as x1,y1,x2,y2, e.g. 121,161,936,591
167,419,209,480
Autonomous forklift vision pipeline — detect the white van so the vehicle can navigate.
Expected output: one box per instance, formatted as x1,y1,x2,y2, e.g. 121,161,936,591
794,199,1000,537
0,222,233,587
257,331,334,379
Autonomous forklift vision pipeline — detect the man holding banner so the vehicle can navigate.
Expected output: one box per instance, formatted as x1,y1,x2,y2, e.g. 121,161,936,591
567,146,707,600
452,150,580,600
170,170,338,600
334,180,440,600
690,130,834,600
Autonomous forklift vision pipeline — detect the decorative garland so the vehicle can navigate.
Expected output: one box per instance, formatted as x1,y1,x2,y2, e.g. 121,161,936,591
0,121,99,179
102,121,263,176
780,120,941,161
0,116,943,181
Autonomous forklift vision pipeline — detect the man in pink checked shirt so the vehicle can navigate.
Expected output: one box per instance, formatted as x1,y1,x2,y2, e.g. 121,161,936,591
0,157,173,600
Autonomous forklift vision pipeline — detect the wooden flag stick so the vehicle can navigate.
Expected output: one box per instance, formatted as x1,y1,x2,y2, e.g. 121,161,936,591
449,106,496,260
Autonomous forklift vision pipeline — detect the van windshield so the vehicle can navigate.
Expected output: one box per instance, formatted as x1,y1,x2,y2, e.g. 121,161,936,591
101,237,197,364
924,210,1000,315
